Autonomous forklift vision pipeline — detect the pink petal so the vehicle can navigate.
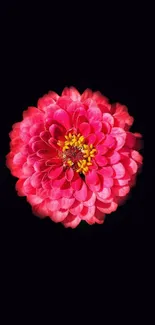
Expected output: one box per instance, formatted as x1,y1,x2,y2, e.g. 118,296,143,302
83,190,96,207
33,160,47,172
60,197,75,210
65,168,74,181
69,200,83,215
131,150,143,164
71,173,83,191
50,209,69,222
61,186,73,198
98,166,113,177
97,187,111,200
46,199,60,212
56,96,72,110
103,135,116,148
30,172,44,188
103,113,114,126
49,187,62,200
90,121,102,132
103,177,114,188
23,177,36,194
96,200,118,214
112,186,130,197
63,215,81,228
15,179,25,196
107,151,120,165
112,162,125,179
29,123,44,136
102,121,111,134
53,109,71,130
87,104,102,121
13,152,26,165
48,166,63,179
37,94,56,112
74,182,88,201
32,140,48,152
23,107,38,118
22,162,34,176
40,131,51,144
27,195,43,205
95,154,108,166
96,144,108,155
125,132,136,148
86,134,97,145
27,154,38,166
95,132,105,145
52,176,66,188
48,91,59,101
49,124,65,139
72,107,87,128
124,157,138,175
79,206,95,220
85,170,100,185
79,122,91,137
111,127,126,151
62,87,81,101
81,89,93,101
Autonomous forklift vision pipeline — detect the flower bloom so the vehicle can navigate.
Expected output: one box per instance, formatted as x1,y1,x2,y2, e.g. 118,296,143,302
6,87,143,228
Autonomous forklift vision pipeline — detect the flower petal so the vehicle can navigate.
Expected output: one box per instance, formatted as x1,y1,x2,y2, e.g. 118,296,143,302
69,200,83,215
74,182,88,201
112,162,125,179
53,109,71,130
111,127,126,151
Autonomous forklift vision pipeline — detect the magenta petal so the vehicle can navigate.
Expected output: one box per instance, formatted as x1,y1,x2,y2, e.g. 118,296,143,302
49,124,65,139
98,166,113,177
95,154,108,166
96,200,118,214
61,186,73,198
53,109,71,130
27,154,38,165
103,177,114,188
86,134,97,145
52,176,66,188
96,144,108,155
74,182,88,201
111,127,126,151
85,170,99,185
33,160,47,172
65,168,74,182
112,162,125,179
95,132,106,145
69,200,83,215
79,122,91,137
131,150,143,164
48,166,63,179
13,152,26,165
71,173,83,191
103,135,116,148
90,121,102,132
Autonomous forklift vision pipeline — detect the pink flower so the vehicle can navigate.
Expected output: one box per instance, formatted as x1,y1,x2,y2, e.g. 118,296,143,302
6,87,143,228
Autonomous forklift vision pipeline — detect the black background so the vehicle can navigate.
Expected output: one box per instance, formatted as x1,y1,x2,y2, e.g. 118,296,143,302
0,1,150,320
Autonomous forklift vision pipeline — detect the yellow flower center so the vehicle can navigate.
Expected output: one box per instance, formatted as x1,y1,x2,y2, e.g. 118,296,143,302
57,133,96,174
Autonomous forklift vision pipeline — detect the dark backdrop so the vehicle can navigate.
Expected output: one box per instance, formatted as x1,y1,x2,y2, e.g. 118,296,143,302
1,1,149,320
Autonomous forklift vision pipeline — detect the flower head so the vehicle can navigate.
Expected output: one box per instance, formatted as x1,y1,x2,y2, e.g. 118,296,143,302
6,87,143,228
